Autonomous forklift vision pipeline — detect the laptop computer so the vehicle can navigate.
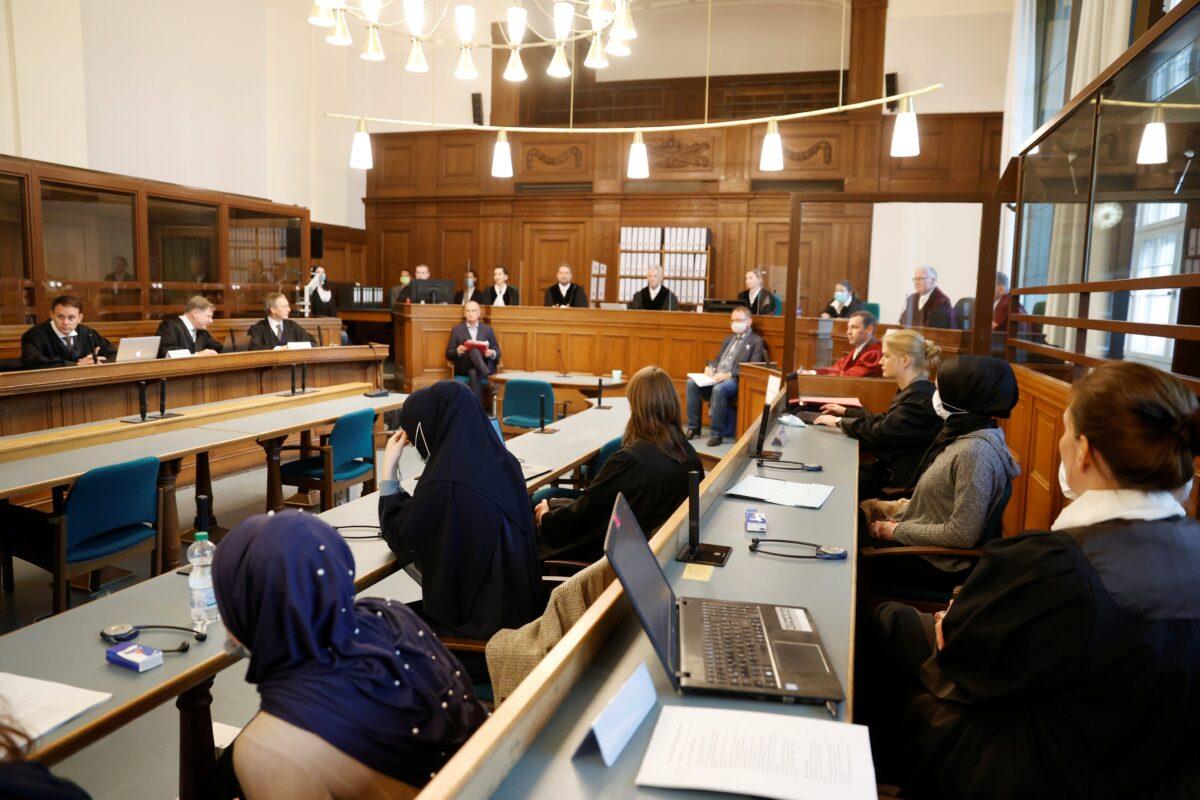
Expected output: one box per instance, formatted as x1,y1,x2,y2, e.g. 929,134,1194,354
115,336,161,363
604,493,844,706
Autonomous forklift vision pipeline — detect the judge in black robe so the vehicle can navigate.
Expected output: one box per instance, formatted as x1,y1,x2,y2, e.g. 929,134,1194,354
20,319,116,369
628,266,679,310
867,509,1200,799
245,317,315,350
155,313,224,358
377,381,546,640
543,264,588,308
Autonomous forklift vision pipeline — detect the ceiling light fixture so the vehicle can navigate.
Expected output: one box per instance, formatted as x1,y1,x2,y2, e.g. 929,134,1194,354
326,8,353,46
403,0,425,35
492,130,514,178
612,0,637,40
605,35,630,57
547,45,571,78
406,37,429,72
628,131,649,179
349,119,373,170
362,25,385,61
889,96,919,158
1137,106,1168,165
308,2,336,27
760,119,784,172
585,35,609,69
504,48,528,81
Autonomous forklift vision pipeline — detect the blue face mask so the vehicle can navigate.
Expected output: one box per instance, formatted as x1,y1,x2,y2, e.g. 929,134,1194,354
834,290,849,304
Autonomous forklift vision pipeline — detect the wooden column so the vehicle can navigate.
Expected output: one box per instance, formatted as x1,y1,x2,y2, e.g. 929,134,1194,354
157,458,183,568
260,437,288,513
177,678,216,800
783,194,803,399
971,199,1002,355
847,0,888,108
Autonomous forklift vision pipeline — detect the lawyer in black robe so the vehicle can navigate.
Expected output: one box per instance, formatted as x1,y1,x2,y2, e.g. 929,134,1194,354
20,319,116,369
245,317,316,350
482,284,519,306
628,285,679,310
837,379,939,497
155,315,224,357
378,381,546,640
543,281,588,308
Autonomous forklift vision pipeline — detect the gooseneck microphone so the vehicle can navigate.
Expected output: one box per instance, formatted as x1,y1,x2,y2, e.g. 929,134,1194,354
675,470,731,567
138,381,148,422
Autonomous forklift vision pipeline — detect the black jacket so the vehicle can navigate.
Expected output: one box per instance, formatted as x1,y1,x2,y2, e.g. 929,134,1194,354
155,316,224,358
737,289,778,315
245,318,316,351
707,331,768,379
444,321,500,375
452,288,486,305
628,286,679,310
820,296,866,319
839,379,939,490
543,282,588,308
482,285,519,306
310,288,338,317
20,320,116,369
538,439,703,563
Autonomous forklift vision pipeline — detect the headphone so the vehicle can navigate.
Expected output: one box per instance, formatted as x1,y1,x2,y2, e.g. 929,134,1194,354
748,539,848,560
100,623,207,654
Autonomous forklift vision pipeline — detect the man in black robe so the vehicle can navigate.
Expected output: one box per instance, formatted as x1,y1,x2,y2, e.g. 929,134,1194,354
246,292,316,350
20,295,116,369
543,263,588,308
155,295,224,357
627,265,679,310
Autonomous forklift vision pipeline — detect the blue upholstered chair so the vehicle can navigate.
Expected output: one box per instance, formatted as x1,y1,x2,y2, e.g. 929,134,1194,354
0,456,163,614
280,407,377,511
501,379,563,431
863,301,881,319
531,435,623,504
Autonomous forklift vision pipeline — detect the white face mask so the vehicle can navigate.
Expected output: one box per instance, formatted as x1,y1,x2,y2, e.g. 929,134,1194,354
466,278,476,288
931,389,965,421
731,321,749,334
415,421,431,460
1058,460,1079,501
224,636,251,659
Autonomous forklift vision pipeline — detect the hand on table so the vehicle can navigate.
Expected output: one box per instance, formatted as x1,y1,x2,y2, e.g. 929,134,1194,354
870,520,898,540
534,499,550,525
197,348,218,356
820,403,848,417
76,351,107,366
813,414,841,428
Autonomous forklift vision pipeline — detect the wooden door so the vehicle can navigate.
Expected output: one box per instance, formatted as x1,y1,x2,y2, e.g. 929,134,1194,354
521,222,588,303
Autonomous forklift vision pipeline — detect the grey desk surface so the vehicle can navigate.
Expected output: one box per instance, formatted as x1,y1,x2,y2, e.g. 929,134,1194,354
505,398,630,474
492,370,627,389
0,391,407,499
0,499,420,759
492,423,859,799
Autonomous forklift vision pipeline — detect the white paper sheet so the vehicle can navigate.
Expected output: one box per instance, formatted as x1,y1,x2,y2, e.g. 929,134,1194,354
635,706,876,800
726,476,835,509
0,672,111,740
687,372,717,388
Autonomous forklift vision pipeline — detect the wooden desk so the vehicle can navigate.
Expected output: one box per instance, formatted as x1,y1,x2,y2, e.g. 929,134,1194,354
490,370,628,416
394,305,969,409
736,363,900,436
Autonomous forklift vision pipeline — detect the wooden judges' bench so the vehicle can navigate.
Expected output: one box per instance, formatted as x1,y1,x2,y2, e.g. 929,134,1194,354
394,304,969,413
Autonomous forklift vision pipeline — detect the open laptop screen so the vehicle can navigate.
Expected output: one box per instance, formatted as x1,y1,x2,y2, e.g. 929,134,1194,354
604,493,678,686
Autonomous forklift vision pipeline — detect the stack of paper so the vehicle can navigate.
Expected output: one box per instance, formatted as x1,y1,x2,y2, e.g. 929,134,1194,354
686,372,717,388
0,672,112,740
636,706,876,800
726,476,834,509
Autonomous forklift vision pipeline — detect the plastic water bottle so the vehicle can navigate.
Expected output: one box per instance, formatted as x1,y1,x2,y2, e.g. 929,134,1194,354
188,532,219,627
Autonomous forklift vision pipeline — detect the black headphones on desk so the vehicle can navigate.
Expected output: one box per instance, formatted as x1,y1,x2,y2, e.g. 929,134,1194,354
748,539,848,560
100,623,207,654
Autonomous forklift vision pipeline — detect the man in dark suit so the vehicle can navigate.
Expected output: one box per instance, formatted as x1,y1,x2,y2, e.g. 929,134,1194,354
155,295,224,357
395,264,430,304
628,265,679,310
247,292,317,350
483,265,519,306
445,301,499,407
20,295,116,369
686,306,767,446
991,271,1026,331
543,263,588,308
452,268,487,306
900,265,956,329
737,268,778,315
103,255,132,283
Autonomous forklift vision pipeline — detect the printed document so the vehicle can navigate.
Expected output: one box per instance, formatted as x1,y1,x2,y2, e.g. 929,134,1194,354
726,475,834,509
0,672,111,740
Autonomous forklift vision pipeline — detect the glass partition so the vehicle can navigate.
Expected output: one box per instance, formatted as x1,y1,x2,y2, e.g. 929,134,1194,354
229,208,303,286
0,174,32,324
147,197,220,319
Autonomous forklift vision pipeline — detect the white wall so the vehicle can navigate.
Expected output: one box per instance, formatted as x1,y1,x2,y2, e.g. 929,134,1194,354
0,0,491,228
869,203,982,324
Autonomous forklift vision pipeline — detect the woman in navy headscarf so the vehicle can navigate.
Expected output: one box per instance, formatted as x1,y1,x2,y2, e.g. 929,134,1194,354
378,380,546,640
210,511,487,799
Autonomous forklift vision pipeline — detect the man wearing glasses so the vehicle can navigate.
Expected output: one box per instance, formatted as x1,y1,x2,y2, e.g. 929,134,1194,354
899,265,956,329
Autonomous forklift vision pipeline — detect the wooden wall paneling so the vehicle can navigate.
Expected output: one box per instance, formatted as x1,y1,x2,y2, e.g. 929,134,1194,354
749,121,851,181
590,203,620,302
1001,365,1072,536
521,221,588,300
715,218,749,298
879,115,998,193
720,126,751,193
592,134,624,194
436,133,487,196
847,0,888,108
643,130,724,182
514,135,595,184
438,219,480,278
479,201,513,272
846,117,883,192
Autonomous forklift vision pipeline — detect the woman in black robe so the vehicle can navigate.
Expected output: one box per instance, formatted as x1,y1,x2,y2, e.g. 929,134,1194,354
866,361,1200,799
378,381,546,640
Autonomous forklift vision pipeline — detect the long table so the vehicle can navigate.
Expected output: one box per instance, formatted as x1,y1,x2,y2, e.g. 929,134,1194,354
420,397,861,798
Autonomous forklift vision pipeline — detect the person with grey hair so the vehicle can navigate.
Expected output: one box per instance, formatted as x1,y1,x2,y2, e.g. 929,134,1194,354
900,265,956,328
991,271,1026,331
155,295,224,357
628,265,679,310
247,292,316,350
685,306,767,446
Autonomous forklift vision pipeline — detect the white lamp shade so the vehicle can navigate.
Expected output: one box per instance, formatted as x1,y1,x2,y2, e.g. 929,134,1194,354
317,0,337,7
588,0,613,31
547,44,571,78
350,124,373,170
362,26,385,61
455,4,476,44
406,38,429,72
584,35,609,69
492,133,514,178
553,1,574,40
455,47,479,80
403,0,425,36
605,35,630,56
1137,108,1168,165
760,120,784,172
613,0,636,40
628,132,649,179
326,8,352,45
506,5,527,43
308,2,335,27
362,0,383,24
504,48,528,81
890,98,919,158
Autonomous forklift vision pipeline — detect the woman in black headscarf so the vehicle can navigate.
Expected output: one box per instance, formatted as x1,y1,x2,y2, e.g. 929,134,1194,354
210,511,487,799
378,380,546,640
861,355,1021,588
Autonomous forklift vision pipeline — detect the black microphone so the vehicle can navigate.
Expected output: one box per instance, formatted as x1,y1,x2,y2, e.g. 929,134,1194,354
317,326,325,347
88,329,98,363
363,342,388,397
675,469,730,567
597,378,603,408
301,361,308,393
687,469,701,552
229,329,238,352
138,381,148,422
290,363,297,395
539,393,546,432
159,380,167,417
196,494,212,533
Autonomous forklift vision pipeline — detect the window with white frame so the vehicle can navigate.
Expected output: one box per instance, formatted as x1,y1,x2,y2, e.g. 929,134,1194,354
1126,202,1185,363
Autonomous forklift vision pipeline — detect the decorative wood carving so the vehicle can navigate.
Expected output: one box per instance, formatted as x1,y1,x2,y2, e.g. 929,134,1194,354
783,140,833,164
526,146,584,169
648,134,712,169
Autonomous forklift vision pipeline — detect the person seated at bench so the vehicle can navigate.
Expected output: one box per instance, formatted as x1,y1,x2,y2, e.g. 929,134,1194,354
19,294,115,369
445,301,498,407
452,268,486,306
814,328,941,498
395,264,430,304
246,292,316,350
900,265,956,329
810,310,882,377
628,265,679,310
819,278,866,319
685,306,767,446
483,264,519,306
866,361,1200,799
209,511,487,799
860,355,1019,590
535,366,703,563
378,381,545,640
543,263,588,308
737,268,777,315
155,295,224,357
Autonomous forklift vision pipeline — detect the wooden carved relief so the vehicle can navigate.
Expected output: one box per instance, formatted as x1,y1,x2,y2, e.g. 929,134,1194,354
526,146,584,169
782,140,833,165
648,134,712,169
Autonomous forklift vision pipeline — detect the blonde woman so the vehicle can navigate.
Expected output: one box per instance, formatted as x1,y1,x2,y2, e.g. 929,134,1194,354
535,366,703,563
814,328,942,498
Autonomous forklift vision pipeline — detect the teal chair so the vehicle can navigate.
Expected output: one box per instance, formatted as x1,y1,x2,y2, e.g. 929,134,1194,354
863,301,881,319
280,407,377,511
531,436,623,504
772,292,784,316
502,379,564,430
0,456,163,614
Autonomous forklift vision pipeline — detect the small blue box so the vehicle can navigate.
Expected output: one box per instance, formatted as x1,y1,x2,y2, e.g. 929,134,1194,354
744,508,767,534
106,642,163,673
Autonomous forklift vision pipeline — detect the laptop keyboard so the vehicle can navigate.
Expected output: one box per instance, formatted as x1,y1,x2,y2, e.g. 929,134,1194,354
699,602,778,689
